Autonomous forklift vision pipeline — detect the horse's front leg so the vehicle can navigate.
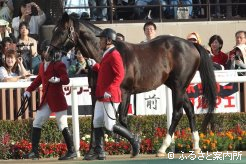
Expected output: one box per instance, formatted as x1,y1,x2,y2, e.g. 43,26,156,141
157,89,184,157
183,93,201,154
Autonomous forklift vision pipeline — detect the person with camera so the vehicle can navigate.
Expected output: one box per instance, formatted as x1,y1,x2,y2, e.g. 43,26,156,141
0,45,30,82
17,21,41,75
226,31,246,70
84,28,140,160
228,44,246,73
23,39,77,160
11,1,46,40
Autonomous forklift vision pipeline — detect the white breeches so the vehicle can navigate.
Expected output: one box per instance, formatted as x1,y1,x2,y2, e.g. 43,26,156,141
93,101,119,131
33,103,68,131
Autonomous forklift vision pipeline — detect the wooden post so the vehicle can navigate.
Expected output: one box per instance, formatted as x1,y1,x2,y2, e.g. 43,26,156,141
1,89,6,120
9,89,14,120
16,89,22,120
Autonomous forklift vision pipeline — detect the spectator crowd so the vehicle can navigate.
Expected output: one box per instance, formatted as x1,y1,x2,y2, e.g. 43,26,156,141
0,0,91,82
64,0,246,21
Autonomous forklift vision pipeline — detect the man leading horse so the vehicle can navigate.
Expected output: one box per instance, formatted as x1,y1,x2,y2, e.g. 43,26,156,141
84,28,140,160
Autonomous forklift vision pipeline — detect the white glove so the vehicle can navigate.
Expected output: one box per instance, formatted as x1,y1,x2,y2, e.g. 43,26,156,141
48,77,60,83
104,92,111,99
23,91,31,98
87,58,96,67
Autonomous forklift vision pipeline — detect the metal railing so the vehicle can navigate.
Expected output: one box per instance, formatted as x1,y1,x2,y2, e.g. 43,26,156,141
62,2,246,24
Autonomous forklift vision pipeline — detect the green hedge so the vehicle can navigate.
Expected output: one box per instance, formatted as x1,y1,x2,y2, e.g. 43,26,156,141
0,113,245,143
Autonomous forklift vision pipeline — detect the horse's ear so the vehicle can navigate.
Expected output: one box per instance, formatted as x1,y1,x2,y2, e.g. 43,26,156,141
61,12,70,23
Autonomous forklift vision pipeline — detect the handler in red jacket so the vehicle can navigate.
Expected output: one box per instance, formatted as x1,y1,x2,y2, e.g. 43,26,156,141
84,28,140,160
23,40,76,160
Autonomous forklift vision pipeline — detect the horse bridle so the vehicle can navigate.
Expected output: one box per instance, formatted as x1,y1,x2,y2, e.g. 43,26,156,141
53,18,92,59
63,22,76,48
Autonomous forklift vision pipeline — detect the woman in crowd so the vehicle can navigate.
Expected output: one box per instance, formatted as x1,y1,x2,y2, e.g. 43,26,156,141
187,32,223,70
0,47,29,82
208,34,228,68
11,1,46,40
68,49,88,77
17,21,41,74
0,37,13,66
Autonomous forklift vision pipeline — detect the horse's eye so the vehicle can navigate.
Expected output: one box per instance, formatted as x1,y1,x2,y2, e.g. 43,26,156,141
60,31,65,35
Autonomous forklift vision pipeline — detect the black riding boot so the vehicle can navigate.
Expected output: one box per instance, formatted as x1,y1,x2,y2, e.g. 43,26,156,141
58,127,77,160
25,127,41,160
113,125,140,158
83,128,96,160
84,128,105,160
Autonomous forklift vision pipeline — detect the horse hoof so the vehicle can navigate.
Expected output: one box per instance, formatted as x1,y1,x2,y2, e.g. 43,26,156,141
156,151,166,157
193,148,201,154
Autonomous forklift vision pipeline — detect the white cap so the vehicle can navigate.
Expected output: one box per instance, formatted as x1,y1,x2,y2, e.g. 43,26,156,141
0,19,9,26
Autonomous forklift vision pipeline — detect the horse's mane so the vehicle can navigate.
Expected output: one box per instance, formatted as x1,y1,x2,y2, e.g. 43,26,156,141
78,20,102,35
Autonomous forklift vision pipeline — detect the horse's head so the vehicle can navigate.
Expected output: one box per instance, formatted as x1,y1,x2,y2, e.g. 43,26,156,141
50,12,103,62
50,12,78,57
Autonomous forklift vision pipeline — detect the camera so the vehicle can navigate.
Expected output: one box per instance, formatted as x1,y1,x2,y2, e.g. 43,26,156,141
26,3,38,16
16,42,34,54
31,5,38,16
16,42,34,47
16,43,34,72
235,54,241,60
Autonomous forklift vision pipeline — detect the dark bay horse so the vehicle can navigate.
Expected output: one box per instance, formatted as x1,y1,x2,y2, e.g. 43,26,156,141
50,12,217,156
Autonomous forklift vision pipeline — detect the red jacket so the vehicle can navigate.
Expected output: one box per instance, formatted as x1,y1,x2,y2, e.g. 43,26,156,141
27,61,70,112
93,48,124,103
211,51,228,67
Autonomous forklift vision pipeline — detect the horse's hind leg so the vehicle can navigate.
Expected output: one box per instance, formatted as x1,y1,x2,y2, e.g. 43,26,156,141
118,92,131,128
183,93,201,154
157,88,184,157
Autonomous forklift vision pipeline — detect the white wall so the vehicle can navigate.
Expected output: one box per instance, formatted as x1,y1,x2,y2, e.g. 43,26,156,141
41,20,246,53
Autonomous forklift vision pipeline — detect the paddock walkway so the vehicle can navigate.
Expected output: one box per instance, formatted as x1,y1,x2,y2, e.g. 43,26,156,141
1,152,246,164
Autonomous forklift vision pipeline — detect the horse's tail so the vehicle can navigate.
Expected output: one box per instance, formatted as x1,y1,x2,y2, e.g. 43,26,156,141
193,43,217,133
